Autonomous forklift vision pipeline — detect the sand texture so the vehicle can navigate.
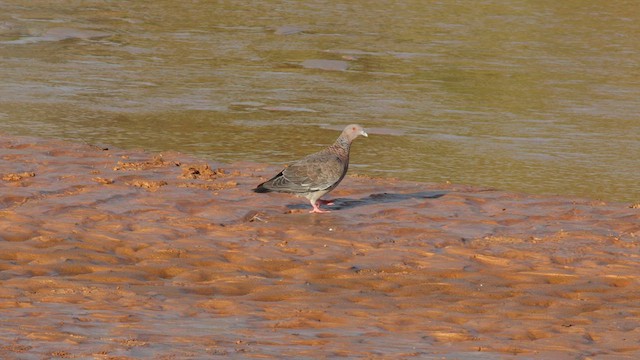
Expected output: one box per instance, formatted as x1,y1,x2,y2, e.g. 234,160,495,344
1,134,639,359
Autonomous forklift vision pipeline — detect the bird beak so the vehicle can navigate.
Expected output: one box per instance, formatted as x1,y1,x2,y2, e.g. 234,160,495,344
361,130,368,137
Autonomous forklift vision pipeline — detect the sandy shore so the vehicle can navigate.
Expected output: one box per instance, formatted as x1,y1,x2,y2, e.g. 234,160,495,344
1,133,639,359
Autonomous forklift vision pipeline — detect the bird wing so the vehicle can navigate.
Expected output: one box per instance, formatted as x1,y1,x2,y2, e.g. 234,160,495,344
268,150,345,193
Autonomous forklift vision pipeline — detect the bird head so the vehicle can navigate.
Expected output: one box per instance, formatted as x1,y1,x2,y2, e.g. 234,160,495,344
344,124,368,141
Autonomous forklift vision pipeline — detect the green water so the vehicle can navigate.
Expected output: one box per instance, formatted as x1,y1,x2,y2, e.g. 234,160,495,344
1,1,638,202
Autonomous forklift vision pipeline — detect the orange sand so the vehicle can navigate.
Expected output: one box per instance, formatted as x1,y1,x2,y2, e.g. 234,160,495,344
1,134,639,359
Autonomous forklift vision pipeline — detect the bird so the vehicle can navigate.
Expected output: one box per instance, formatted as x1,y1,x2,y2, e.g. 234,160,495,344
254,124,368,213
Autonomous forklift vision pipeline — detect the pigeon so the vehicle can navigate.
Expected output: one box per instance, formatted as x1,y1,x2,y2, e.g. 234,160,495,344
254,124,368,213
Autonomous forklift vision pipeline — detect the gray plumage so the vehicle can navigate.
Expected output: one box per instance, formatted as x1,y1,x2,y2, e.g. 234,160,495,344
254,124,368,213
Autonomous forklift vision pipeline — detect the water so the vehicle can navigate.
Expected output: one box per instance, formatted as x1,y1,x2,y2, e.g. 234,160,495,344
1,1,638,203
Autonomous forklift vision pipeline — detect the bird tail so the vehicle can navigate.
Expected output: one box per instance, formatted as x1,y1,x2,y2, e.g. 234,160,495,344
253,182,272,193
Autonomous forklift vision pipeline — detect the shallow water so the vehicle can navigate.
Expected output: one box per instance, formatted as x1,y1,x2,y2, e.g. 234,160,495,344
1,1,639,202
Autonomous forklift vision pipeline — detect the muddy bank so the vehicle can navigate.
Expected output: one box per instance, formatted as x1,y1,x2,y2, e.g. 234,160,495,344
1,133,639,359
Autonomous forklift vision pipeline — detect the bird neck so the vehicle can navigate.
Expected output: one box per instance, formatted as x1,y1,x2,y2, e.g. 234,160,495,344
334,135,351,149
330,137,351,163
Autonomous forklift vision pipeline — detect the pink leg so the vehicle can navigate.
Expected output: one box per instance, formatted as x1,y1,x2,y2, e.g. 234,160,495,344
317,199,335,206
309,200,331,213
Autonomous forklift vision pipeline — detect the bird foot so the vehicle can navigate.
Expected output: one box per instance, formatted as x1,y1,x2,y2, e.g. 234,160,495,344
310,201,331,213
317,199,335,206
309,208,331,214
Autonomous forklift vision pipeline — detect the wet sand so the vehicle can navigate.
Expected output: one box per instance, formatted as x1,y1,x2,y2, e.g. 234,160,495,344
1,133,639,359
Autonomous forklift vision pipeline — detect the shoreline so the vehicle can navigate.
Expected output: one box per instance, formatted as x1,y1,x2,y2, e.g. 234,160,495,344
1,133,639,358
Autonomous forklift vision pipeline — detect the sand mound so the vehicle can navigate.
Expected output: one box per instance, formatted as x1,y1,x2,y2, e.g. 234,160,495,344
1,134,639,358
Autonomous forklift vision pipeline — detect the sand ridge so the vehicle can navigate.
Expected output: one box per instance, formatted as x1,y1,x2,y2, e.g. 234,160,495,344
1,134,639,359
